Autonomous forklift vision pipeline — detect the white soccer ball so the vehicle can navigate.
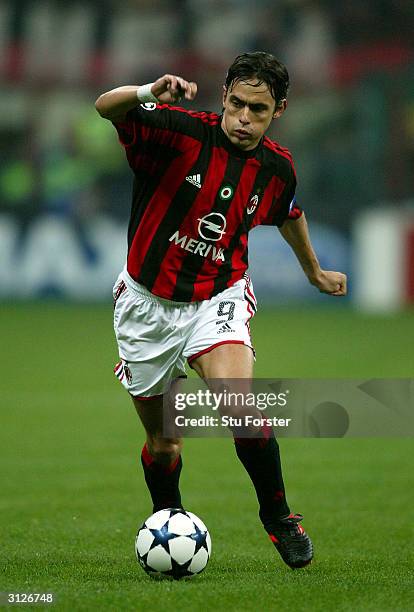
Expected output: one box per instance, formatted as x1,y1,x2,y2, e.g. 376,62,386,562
135,508,212,580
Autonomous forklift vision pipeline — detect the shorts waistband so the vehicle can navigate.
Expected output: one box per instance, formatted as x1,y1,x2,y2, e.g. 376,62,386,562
122,269,193,307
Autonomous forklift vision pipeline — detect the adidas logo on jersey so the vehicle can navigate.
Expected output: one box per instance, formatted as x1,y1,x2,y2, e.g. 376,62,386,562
217,322,234,334
185,174,202,188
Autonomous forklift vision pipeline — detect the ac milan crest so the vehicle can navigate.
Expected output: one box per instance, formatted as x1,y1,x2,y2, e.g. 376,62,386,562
123,363,133,385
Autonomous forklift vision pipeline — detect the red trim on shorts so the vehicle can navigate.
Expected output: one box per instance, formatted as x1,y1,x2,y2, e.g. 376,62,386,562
131,393,164,400
130,375,188,400
187,340,252,367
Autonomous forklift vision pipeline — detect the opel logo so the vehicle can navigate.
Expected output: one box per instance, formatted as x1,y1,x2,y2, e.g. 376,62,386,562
197,213,227,241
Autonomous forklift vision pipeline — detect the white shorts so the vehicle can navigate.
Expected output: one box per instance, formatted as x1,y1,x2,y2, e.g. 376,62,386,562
112,269,257,399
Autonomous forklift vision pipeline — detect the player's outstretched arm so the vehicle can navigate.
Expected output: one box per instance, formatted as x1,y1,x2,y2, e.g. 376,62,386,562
278,213,347,296
95,75,198,121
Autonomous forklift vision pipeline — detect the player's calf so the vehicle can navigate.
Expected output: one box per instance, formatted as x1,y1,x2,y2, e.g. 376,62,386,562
141,442,184,513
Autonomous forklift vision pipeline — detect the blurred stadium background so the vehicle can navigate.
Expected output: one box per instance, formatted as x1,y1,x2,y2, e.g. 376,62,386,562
1,0,413,308
1,2,413,609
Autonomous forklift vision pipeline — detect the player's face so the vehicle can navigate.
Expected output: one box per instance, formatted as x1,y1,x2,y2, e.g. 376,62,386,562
221,79,286,151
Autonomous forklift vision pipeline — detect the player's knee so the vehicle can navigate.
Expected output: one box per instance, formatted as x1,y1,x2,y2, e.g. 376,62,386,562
148,437,182,465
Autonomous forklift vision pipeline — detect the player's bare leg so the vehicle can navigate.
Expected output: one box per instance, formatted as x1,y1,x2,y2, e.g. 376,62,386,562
132,395,184,512
191,343,260,434
191,343,254,379
192,343,313,569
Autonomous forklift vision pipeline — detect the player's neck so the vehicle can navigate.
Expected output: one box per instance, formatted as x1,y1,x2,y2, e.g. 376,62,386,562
219,120,262,159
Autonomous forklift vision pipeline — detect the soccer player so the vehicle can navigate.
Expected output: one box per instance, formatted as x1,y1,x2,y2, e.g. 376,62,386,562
95,52,347,569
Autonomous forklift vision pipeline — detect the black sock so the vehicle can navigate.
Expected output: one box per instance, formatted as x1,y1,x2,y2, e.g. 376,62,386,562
141,444,183,513
234,426,290,531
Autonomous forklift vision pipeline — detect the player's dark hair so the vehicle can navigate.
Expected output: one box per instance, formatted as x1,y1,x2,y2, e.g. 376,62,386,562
225,51,290,106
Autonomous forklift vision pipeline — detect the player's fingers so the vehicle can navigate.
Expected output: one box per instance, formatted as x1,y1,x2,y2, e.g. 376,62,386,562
167,75,179,95
173,77,197,100
176,77,193,100
188,81,198,99
333,275,347,296
331,282,347,296
177,77,189,99
176,76,187,90
327,273,347,296
163,74,173,89
182,83,192,100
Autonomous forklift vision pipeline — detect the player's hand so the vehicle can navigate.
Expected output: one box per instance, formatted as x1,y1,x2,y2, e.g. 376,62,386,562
309,270,347,296
151,74,198,104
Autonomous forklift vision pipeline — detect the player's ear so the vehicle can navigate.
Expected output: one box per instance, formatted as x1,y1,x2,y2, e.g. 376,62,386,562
222,86,228,106
273,99,287,119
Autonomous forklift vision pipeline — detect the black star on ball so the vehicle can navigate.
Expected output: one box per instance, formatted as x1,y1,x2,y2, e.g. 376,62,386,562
190,523,208,554
149,523,177,553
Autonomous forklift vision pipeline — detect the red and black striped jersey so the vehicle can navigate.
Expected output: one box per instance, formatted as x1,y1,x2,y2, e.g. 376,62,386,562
113,102,302,302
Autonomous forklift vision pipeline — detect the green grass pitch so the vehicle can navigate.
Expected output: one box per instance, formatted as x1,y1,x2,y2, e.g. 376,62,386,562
1,303,413,611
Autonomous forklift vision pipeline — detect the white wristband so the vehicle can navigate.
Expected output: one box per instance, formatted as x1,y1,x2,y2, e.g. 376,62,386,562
136,83,158,103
